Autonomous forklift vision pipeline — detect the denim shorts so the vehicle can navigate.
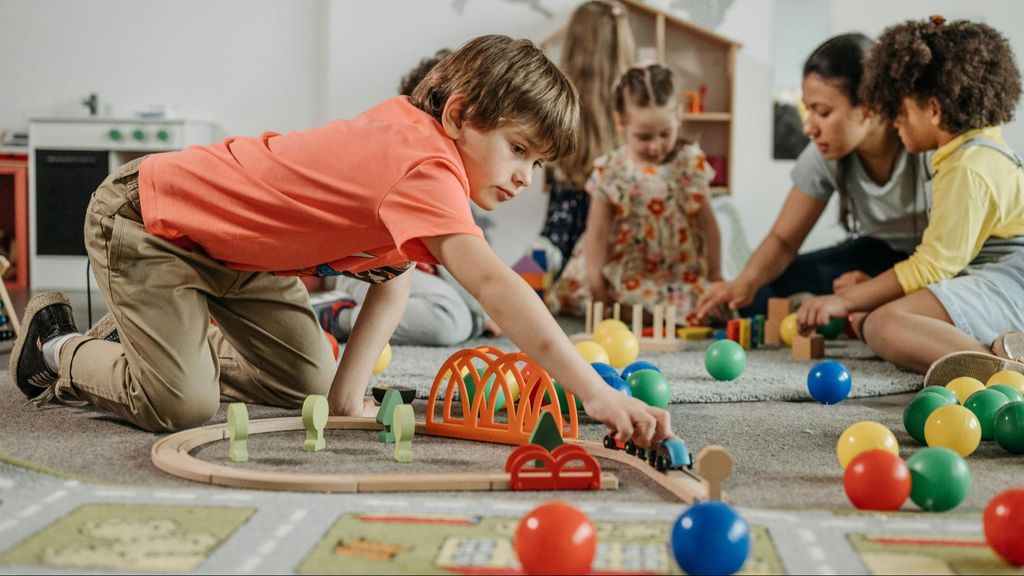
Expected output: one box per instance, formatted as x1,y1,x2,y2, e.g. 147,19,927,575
929,237,1024,344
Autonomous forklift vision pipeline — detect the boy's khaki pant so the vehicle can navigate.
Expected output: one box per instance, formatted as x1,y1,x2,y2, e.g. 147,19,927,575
56,157,335,432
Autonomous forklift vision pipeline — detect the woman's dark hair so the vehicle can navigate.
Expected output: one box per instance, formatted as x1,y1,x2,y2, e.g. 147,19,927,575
804,33,875,234
399,49,452,97
860,17,1021,134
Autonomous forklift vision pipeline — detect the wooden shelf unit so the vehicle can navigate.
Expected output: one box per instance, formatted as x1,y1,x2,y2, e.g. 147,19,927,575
0,152,28,291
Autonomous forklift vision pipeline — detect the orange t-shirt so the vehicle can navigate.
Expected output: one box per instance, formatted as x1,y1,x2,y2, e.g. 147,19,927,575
138,96,482,281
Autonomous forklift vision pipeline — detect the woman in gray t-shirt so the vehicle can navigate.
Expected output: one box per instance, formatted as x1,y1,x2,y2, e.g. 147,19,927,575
696,33,929,319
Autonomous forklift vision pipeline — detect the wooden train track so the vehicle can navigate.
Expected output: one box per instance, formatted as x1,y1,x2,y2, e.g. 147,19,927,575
152,415,729,502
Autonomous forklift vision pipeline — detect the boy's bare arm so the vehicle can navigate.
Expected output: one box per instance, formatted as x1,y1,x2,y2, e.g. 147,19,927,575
327,268,413,417
423,233,673,446
697,199,722,281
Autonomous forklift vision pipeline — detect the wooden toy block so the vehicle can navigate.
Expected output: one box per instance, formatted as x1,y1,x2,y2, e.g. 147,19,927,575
506,444,602,491
376,389,404,443
392,404,415,463
752,314,765,348
676,326,713,340
302,395,328,452
792,333,825,361
528,410,564,468
739,318,751,350
764,297,793,346
227,403,249,462
726,319,740,342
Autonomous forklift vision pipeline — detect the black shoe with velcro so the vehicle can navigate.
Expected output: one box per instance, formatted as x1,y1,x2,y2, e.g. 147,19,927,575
9,292,78,401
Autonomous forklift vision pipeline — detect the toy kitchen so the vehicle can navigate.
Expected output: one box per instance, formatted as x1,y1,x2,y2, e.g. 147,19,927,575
29,98,217,290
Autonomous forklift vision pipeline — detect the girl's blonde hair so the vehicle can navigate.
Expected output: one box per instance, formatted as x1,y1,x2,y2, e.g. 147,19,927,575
411,35,580,162
555,0,636,187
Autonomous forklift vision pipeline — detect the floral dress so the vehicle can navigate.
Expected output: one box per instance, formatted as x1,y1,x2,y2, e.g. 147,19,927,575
549,142,715,326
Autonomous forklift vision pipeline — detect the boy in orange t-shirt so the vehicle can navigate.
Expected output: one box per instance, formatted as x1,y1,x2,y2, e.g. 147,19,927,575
11,35,672,447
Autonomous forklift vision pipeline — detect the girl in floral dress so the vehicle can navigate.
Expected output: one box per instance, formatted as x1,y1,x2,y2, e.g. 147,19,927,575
550,63,721,326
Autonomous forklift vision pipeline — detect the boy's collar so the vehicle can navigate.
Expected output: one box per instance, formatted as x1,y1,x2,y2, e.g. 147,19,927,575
931,126,1004,171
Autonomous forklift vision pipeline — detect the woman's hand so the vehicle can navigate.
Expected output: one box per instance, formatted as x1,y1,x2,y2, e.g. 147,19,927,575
695,280,755,320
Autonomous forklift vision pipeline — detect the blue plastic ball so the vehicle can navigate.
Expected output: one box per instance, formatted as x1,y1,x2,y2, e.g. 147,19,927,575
591,362,619,379
620,360,661,381
807,360,852,404
602,375,633,396
671,501,750,576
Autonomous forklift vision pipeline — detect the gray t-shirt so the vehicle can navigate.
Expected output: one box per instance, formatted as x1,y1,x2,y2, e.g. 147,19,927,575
790,142,930,254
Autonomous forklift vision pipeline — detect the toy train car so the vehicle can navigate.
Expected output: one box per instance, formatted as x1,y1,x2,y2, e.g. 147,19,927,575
602,434,693,472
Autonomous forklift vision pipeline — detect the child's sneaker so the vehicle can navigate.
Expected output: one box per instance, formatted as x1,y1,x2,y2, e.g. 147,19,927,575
991,331,1024,362
308,289,356,332
923,350,1024,388
9,292,79,403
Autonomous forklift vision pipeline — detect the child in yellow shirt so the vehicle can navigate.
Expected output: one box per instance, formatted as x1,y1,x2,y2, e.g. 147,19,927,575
796,17,1024,382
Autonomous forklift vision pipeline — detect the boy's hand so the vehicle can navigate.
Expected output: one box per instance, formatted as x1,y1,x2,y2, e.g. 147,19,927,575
583,389,672,448
796,294,850,335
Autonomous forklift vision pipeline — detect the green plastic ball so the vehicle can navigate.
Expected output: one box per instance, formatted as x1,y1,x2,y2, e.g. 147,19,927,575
964,389,1011,440
993,402,1024,454
542,379,582,415
989,384,1024,404
463,369,512,412
904,393,952,444
816,317,845,340
917,386,959,405
906,447,971,512
704,340,747,381
626,369,671,409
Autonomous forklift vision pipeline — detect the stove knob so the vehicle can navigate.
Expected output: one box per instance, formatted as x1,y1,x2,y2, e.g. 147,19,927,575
133,129,147,142
108,128,123,141
156,129,170,142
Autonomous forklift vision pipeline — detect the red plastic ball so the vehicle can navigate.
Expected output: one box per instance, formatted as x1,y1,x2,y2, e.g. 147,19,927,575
843,450,911,511
985,488,1024,565
323,331,339,360
515,501,596,575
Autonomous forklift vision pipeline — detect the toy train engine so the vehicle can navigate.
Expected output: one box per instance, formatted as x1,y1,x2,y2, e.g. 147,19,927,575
654,438,693,471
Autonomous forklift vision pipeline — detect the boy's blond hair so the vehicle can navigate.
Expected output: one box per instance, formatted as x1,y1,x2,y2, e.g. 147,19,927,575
411,34,580,162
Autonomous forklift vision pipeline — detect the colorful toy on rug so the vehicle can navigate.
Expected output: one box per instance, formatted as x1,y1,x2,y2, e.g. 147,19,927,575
302,395,329,452
392,404,415,463
807,360,851,404
226,403,249,463
704,339,747,381
843,449,911,511
626,368,671,409
924,404,981,457
906,447,971,512
985,487,1024,566
836,421,899,469
572,299,684,353
373,342,392,375
671,501,750,576
371,385,416,405
994,401,1024,454
987,369,1024,394
505,444,603,490
515,501,596,575
377,389,406,444
512,249,554,300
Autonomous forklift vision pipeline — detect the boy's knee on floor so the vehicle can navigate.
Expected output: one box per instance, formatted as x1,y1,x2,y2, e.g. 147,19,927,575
148,391,221,433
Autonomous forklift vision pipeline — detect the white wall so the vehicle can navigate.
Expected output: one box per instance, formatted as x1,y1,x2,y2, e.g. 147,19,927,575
2,0,1021,268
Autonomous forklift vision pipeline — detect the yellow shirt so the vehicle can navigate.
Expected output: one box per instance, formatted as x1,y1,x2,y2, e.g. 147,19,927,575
894,126,1024,293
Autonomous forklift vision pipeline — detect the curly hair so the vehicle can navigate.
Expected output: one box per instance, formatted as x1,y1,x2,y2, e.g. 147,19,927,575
860,17,1021,134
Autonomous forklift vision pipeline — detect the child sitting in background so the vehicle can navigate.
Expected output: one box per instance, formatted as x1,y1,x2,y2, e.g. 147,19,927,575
550,63,721,326
796,17,1024,382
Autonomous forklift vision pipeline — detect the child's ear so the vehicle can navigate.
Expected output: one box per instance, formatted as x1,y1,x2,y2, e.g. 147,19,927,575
613,110,625,135
927,97,943,127
441,93,466,138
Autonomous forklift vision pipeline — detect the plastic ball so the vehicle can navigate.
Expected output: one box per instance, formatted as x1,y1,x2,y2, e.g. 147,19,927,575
602,375,633,396
373,342,392,375
986,370,1024,395
575,340,610,365
542,379,582,415
984,488,1024,566
843,449,911,511
593,318,630,341
989,384,1024,404
807,360,852,404
626,368,671,409
462,368,518,412
671,501,750,576
324,330,339,360
704,340,747,381
591,362,619,379
779,313,798,346
924,404,981,457
816,317,845,340
620,360,661,381
836,421,899,469
904,393,952,444
515,501,596,575
993,402,1024,454
906,447,971,512
945,376,986,404
964,389,1011,440
917,386,960,405
593,328,639,368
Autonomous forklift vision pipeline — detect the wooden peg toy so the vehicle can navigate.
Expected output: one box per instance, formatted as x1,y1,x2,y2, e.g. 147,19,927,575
376,389,405,443
392,404,415,463
695,445,733,501
302,395,329,452
792,333,825,361
573,299,683,352
226,403,249,462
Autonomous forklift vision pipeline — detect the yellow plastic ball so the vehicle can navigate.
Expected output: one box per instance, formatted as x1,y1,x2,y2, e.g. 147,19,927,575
836,421,899,469
594,328,639,368
924,404,981,457
779,313,798,347
986,370,1024,394
373,342,392,375
575,340,610,365
945,376,985,404
593,318,631,341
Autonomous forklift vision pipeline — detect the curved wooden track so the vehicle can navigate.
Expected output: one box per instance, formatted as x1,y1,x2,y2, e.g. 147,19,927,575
152,416,729,502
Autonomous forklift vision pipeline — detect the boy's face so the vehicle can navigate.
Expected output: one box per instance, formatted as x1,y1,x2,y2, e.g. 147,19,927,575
801,73,873,161
894,97,943,153
454,122,547,211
